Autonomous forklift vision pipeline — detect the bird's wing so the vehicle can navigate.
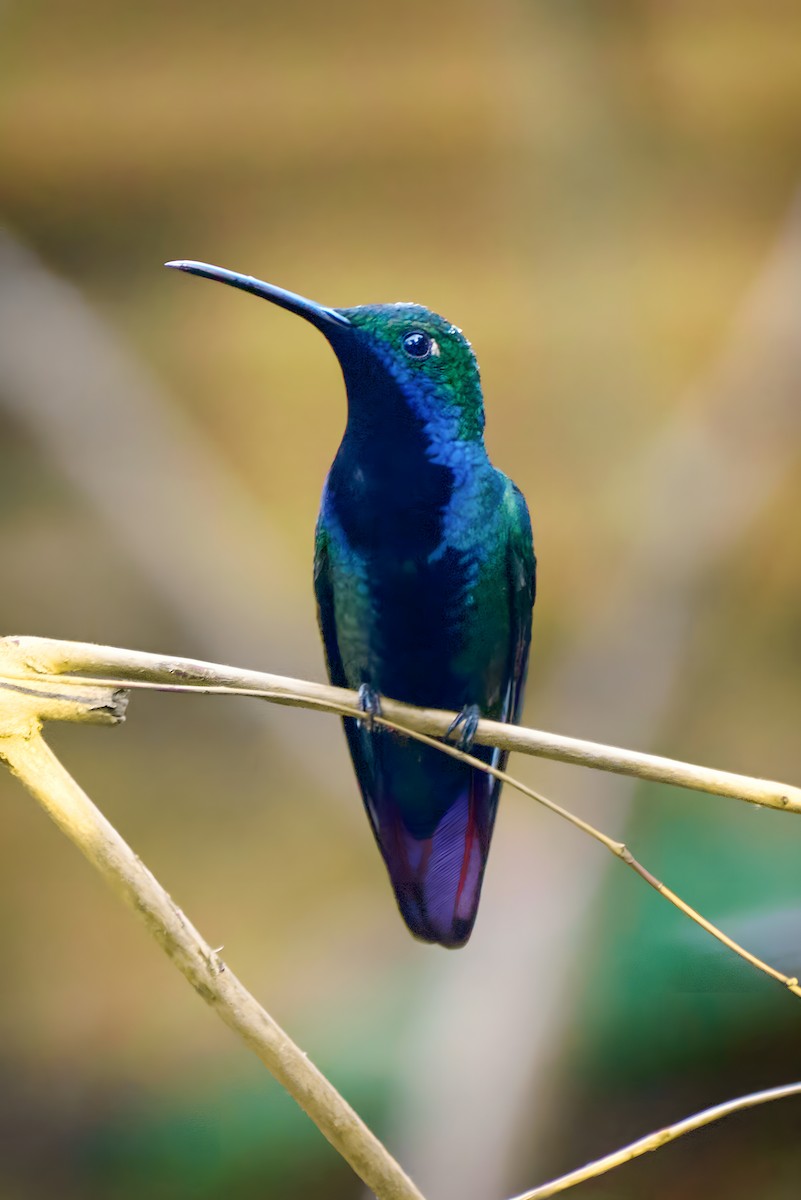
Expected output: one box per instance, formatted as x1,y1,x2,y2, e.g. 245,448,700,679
504,479,536,727
313,521,348,689
314,517,383,812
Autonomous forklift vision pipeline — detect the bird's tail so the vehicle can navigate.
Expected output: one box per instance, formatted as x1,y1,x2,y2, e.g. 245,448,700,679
376,768,497,948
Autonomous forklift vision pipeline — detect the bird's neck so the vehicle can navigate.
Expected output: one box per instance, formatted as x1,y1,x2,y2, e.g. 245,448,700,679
326,353,488,553
336,342,487,468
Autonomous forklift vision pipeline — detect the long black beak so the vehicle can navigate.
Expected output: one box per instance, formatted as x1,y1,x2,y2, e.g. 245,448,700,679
164,260,350,332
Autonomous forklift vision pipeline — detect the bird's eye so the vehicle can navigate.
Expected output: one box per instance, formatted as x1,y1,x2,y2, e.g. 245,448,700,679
402,330,433,359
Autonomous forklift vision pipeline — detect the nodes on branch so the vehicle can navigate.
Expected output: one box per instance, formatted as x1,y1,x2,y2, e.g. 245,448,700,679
0,637,127,734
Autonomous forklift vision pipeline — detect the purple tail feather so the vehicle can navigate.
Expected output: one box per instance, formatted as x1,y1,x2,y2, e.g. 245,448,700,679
375,776,493,948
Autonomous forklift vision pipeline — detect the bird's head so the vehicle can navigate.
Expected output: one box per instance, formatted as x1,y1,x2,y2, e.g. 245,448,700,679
165,261,485,443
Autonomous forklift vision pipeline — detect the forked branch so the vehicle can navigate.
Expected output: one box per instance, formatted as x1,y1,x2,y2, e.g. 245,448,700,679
2,634,801,1199
0,688,423,1200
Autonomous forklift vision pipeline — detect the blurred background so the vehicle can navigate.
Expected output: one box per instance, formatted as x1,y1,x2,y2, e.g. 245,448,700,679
1,2,801,1197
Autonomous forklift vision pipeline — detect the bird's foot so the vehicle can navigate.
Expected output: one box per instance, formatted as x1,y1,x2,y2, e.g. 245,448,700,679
357,683,382,733
447,703,481,752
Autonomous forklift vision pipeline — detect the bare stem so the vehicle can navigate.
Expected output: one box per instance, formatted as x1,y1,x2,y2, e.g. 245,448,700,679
3,636,800,815
372,717,801,1000
510,1080,801,1199
0,729,424,1200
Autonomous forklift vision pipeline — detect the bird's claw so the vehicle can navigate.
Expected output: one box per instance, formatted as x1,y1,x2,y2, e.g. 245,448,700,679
357,683,382,732
447,704,481,752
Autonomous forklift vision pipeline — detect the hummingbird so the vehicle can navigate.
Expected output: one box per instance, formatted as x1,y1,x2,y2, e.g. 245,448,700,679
166,260,536,948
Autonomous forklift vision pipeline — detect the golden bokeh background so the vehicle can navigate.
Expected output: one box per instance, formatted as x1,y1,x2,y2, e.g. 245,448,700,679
1,3,801,1197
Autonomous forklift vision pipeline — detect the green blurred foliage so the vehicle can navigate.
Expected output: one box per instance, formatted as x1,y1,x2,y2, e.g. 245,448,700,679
1,2,801,1198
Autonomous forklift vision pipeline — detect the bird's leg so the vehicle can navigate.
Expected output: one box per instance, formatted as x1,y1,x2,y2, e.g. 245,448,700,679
446,703,481,752
357,683,382,733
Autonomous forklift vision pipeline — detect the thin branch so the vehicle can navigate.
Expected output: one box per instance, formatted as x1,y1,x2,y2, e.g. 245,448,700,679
510,1081,801,1199
371,716,801,999
0,723,424,1200
3,636,800,815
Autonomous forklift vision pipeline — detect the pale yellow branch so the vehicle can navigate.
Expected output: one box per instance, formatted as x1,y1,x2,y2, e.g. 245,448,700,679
1,633,798,1197
510,1080,801,1199
0,672,127,731
3,635,799,815
0,728,424,1200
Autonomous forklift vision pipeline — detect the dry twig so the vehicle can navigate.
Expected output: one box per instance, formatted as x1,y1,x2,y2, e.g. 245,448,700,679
510,1080,801,1199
